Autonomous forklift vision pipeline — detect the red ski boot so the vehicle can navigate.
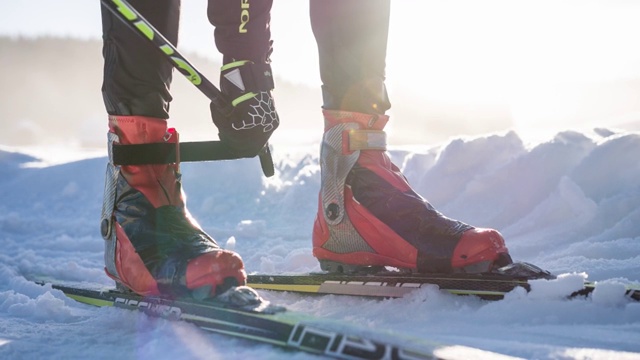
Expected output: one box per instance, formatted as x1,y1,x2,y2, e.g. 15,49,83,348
100,115,246,299
312,110,512,274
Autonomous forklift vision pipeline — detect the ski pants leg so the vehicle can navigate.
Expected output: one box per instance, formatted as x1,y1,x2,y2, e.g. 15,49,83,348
310,0,391,115
101,0,385,117
101,0,273,118
101,0,179,118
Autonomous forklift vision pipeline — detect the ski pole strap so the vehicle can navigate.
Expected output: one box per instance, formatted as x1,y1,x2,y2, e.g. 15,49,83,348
112,141,275,177
347,130,387,152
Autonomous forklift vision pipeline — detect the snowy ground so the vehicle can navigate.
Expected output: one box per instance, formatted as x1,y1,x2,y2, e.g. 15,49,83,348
1,128,640,359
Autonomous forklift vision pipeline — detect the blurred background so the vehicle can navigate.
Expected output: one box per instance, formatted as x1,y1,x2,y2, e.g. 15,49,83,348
1,0,640,158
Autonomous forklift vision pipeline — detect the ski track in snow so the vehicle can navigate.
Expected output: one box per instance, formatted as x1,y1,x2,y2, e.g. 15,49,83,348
1,129,640,359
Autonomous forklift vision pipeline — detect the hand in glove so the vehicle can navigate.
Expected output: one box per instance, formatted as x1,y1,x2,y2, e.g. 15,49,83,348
210,60,279,158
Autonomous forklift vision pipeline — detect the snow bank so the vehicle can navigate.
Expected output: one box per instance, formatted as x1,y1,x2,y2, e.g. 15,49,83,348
1,128,639,359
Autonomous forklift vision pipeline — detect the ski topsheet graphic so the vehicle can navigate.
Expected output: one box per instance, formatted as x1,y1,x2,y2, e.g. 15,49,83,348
39,282,517,360
247,263,640,301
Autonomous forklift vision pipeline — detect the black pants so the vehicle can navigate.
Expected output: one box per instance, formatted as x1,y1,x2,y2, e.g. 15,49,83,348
101,0,390,118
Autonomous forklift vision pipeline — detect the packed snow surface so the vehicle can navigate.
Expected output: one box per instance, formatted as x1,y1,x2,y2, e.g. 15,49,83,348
1,129,639,359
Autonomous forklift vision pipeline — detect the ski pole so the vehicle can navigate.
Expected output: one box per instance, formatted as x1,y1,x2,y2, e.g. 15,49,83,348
100,0,275,177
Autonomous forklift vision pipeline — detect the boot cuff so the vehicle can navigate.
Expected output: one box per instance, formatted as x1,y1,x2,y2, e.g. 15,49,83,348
108,115,168,145
323,110,389,131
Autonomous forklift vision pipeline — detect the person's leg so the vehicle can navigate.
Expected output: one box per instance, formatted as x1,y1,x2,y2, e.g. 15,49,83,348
101,0,177,117
100,0,246,298
310,0,512,273
310,0,390,114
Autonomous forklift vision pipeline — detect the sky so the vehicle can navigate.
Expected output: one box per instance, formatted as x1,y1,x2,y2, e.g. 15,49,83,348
2,0,640,144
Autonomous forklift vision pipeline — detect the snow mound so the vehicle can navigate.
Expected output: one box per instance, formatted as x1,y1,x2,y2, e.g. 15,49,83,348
1,128,640,359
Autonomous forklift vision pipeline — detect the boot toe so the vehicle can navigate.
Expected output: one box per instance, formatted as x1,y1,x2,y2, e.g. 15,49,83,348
451,228,510,272
186,251,247,298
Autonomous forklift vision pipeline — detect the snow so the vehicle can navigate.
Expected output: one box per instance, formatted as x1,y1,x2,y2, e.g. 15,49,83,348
1,128,640,359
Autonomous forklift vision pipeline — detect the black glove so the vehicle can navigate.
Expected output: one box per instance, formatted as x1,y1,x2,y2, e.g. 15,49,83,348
211,60,279,158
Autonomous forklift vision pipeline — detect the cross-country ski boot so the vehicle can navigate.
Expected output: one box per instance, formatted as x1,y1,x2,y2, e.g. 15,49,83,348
312,110,513,274
100,115,246,299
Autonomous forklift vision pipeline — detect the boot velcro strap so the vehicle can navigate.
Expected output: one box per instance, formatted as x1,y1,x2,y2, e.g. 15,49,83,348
347,130,387,151
113,141,250,163
112,141,275,177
